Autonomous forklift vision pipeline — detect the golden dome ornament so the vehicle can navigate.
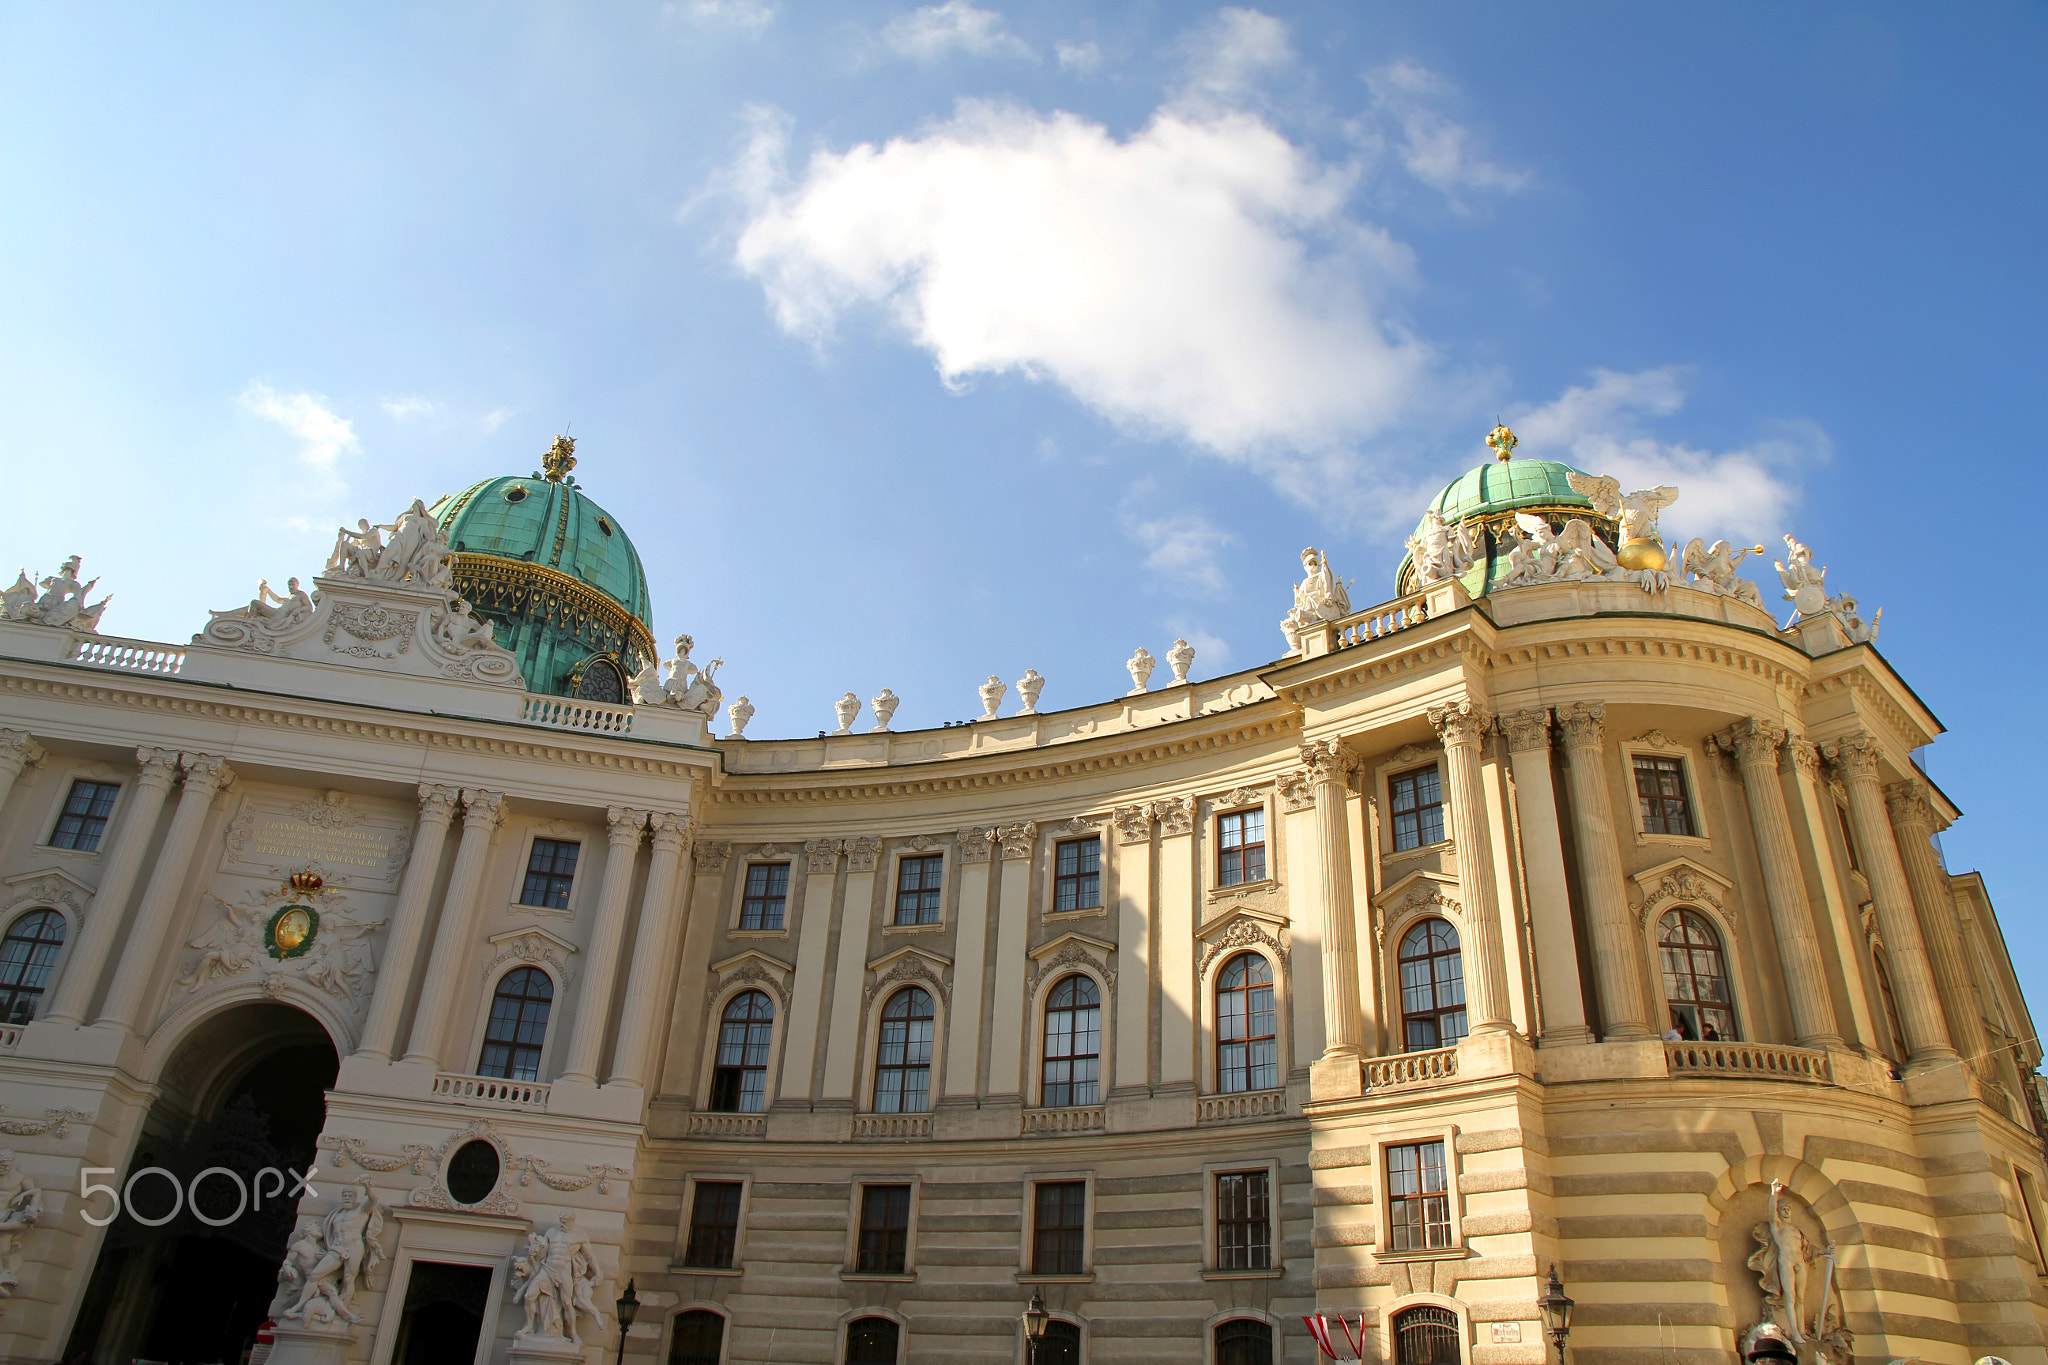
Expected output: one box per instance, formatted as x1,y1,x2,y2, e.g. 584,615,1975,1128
1486,423,1518,462
1616,537,1668,572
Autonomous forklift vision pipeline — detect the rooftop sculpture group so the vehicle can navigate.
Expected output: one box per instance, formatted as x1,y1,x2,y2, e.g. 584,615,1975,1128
630,633,724,717
1,556,111,633
1280,548,1352,654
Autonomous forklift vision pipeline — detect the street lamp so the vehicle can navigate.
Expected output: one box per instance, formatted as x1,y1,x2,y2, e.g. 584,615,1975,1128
1536,1265,1574,1364
615,1279,640,1365
1022,1289,1050,1365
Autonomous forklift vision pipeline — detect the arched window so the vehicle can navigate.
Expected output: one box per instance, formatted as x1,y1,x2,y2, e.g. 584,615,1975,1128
1399,919,1466,1051
1393,1307,1461,1365
1657,909,1735,1042
1215,1319,1273,1365
1040,1320,1082,1365
1042,974,1101,1108
710,990,774,1112
477,966,553,1081
846,1316,900,1365
573,656,625,703
1872,947,1909,1064
668,1310,725,1365
873,987,935,1113
0,910,67,1025
1216,953,1276,1093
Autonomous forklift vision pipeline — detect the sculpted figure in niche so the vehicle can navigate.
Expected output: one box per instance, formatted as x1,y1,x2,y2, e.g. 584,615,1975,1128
512,1210,606,1344
0,1150,43,1300
1745,1180,1845,1359
280,1179,387,1326
1281,547,1353,653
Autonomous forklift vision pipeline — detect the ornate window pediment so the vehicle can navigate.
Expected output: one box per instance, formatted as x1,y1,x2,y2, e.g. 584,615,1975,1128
1,867,96,921
1375,870,1462,947
1629,857,1735,928
483,925,578,985
1196,907,1290,977
709,948,794,1010
1027,930,1117,998
864,944,953,1004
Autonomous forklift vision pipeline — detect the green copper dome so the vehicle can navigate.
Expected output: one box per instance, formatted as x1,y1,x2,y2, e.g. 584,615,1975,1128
1394,451,1616,598
426,439,657,701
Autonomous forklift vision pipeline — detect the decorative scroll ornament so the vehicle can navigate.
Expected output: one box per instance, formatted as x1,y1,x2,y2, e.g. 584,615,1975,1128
997,822,1037,860
864,947,952,1005
693,841,732,874
1823,734,1882,782
712,950,793,1011
1111,805,1154,845
1197,912,1290,977
1299,739,1358,786
1276,770,1315,813
1026,932,1117,1000
956,827,995,864
1152,796,1195,838
482,927,578,987
0,1107,93,1139
845,835,883,873
1631,860,1735,929
804,838,842,874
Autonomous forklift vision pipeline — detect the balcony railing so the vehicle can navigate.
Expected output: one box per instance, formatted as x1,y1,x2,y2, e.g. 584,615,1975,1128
1021,1105,1105,1134
852,1113,932,1140
686,1112,766,1138
1327,594,1429,652
518,694,635,735
1197,1089,1287,1123
1665,1041,1831,1083
1365,1046,1458,1091
68,635,186,675
430,1072,550,1110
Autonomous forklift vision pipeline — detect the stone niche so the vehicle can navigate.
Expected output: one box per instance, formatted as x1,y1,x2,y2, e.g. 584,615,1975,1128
1717,1179,1840,1351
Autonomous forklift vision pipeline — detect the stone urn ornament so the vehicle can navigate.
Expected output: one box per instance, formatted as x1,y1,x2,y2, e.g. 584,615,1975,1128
832,691,860,736
1015,669,1044,715
1167,638,1195,684
870,689,899,732
1126,647,1155,695
976,675,1006,721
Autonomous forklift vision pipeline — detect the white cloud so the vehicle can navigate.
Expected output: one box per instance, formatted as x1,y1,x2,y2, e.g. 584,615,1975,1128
1512,368,1822,546
1175,7,1292,108
481,407,514,433
1055,39,1101,75
380,394,439,421
881,2,1034,63
1127,509,1232,592
1366,60,1530,207
669,0,775,34
238,382,358,486
727,94,1427,500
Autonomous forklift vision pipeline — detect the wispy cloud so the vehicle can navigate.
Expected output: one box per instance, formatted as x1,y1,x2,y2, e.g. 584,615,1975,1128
1124,504,1233,593
881,2,1034,63
1174,7,1292,109
667,0,775,35
238,382,358,487
380,393,515,434
1055,39,1101,75
380,394,439,421
1365,60,1531,209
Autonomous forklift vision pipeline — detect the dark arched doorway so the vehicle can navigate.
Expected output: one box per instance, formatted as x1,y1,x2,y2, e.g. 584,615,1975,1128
66,1001,338,1365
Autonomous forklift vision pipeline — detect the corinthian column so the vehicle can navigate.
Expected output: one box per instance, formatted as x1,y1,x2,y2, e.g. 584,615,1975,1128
43,747,180,1026
97,753,236,1031
0,730,44,823
353,785,461,1061
1301,739,1364,1056
1828,735,1955,1068
1554,703,1653,1040
1501,709,1592,1046
1728,719,1841,1048
606,809,692,1087
402,789,505,1068
558,807,650,1084
1885,780,1985,1069
1426,700,1513,1035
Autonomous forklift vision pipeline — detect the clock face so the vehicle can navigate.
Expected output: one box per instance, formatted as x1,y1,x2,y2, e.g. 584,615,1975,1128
267,904,319,960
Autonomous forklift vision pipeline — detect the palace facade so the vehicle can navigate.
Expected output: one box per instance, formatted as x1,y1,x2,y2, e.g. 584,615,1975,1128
0,433,2041,1365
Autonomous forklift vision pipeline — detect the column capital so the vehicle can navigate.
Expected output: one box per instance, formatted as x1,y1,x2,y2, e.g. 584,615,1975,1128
1152,795,1195,838
606,806,650,844
649,810,694,852
846,833,883,872
1298,738,1359,786
0,729,44,774
459,788,506,829
135,746,182,788
996,822,1038,860
1785,736,1825,780
1500,708,1553,754
1554,701,1605,752
693,838,731,872
804,837,842,874
1111,804,1154,845
1885,780,1937,832
957,826,995,863
416,783,461,826
1426,699,1494,749
179,752,236,795
1824,733,1882,783
1729,717,1787,768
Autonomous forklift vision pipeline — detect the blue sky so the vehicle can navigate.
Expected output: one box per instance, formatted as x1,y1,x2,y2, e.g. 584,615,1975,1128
4,4,2044,1004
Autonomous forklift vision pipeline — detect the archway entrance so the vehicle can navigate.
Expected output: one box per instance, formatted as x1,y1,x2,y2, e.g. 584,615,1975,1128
66,1001,339,1365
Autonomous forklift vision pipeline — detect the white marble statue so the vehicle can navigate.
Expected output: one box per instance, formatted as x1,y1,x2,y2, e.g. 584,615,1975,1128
1167,638,1195,684
1280,548,1353,653
1681,539,1767,608
373,500,438,583
326,518,386,577
1496,511,1667,595
832,691,860,736
2,556,112,632
1566,472,1681,545
269,1218,326,1318
434,597,497,652
1125,647,1155,696
0,1150,42,1301
512,1211,606,1346
869,689,899,732
1015,669,1044,715
1745,1180,1843,1357
1830,593,1881,645
1406,509,1481,588
659,635,723,716
629,657,668,706
279,1179,386,1327
1775,535,1829,623
726,696,754,739
977,675,1006,720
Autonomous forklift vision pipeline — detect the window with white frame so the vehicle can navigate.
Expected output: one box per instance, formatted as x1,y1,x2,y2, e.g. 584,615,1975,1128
48,779,119,852
893,854,943,925
1389,766,1444,851
1053,838,1100,911
519,837,579,909
740,862,790,930
1031,1180,1087,1274
683,1181,743,1269
1217,807,1266,886
856,1186,912,1273
1633,754,1696,836
1216,953,1277,1093
1398,919,1467,1051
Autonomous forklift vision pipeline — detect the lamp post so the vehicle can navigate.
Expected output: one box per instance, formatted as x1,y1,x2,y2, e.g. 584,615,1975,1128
615,1279,640,1365
1537,1265,1574,1365
1022,1289,1050,1365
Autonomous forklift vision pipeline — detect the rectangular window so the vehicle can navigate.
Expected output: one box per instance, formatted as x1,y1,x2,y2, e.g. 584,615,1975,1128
894,854,943,926
1215,1169,1271,1271
1032,1181,1087,1275
519,838,579,909
683,1181,743,1269
1389,766,1444,852
1633,755,1696,836
48,779,119,852
1054,838,1100,911
1387,1141,1451,1252
740,862,790,930
856,1185,912,1274
1217,808,1267,887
